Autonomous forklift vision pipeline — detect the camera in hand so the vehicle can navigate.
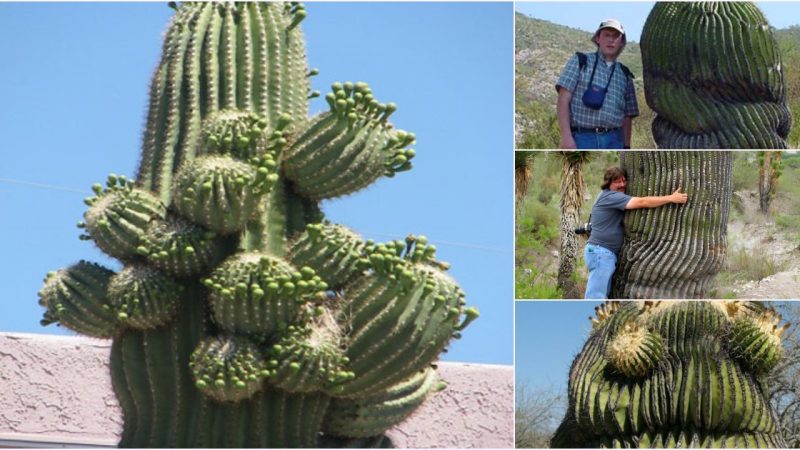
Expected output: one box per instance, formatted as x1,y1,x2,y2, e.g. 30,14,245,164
574,222,592,235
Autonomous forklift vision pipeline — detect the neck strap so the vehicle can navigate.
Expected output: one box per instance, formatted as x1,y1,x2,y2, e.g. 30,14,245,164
587,52,617,90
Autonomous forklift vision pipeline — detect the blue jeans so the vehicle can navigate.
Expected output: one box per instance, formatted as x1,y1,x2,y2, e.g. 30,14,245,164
573,129,624,149
584,244,617,299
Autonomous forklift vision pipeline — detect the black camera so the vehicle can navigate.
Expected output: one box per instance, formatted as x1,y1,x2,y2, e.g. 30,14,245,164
574,222,592,235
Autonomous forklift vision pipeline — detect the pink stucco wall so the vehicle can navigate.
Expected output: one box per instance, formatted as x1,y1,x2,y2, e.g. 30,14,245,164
0,332,512,448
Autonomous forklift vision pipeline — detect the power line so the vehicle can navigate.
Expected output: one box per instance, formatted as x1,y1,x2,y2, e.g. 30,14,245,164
0,177,508,254
0,177,88,195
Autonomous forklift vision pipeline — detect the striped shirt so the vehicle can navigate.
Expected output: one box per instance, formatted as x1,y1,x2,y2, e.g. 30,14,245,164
556,52,639,129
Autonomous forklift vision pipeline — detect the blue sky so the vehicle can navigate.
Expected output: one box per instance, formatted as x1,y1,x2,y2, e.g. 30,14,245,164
0,3,513,365
515,301,601,394
516,2,800,43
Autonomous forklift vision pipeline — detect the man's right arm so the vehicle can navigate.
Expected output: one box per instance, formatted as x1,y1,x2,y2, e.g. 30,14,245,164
557,88,576,149
626,188,688,209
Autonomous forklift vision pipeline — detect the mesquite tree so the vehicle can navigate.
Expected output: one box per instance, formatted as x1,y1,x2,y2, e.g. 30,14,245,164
552,301,790,448
641,2,792,149
37,3,477,447
611,151,733,299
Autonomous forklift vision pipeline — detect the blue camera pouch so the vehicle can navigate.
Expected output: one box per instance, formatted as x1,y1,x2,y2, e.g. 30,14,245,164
582,85,607,110
581,54,616,110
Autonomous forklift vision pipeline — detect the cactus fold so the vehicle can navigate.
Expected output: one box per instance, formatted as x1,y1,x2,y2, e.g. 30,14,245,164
641,2,792,148
324,368,438,439
551,301,789,448
611,151,732,299
39,2,476,447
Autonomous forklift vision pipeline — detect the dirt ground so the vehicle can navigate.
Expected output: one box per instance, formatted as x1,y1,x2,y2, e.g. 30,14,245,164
726,191,800,299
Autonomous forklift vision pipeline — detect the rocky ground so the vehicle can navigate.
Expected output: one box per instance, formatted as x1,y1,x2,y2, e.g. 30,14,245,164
726,191,800,299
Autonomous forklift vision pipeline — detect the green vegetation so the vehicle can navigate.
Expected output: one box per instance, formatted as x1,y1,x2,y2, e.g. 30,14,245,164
514,153,618,299
517,151,800,299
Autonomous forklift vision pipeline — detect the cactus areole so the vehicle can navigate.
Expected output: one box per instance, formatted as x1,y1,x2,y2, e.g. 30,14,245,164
37,3,478,447
551,301,789,448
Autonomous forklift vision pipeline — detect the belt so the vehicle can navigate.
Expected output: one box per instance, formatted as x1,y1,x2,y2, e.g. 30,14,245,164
571,127,620,134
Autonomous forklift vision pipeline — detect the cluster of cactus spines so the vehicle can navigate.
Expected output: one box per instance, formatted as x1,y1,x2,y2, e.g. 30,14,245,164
641,2,792,148
611,151,732,299
190,335,269,403
551,301,789,448
107,265,182,329
136,215,233,277
80,175,166,259
38,3,475,447
38,262,117,338
604,319,664,378
282,82,416,201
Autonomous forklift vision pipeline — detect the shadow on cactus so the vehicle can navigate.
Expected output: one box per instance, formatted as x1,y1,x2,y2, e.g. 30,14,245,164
551,301,790,448
37,3,478,447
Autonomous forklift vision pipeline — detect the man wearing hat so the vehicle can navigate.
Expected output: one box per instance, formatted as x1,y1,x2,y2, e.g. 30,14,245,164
555,19,639,149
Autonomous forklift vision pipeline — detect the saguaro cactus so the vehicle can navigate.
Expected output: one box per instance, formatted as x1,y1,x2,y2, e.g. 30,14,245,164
611,151,733,299
37,3,477,447
551,301,789,448
641,2,792,148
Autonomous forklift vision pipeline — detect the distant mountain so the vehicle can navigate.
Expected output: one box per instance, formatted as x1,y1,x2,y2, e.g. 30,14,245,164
515,13,643,111
515,12,800,149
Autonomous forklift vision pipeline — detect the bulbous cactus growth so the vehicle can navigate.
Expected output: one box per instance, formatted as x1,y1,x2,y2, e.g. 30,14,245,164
551,301,790,448
37,3,477,447
611,151,733,299
641,2,792,148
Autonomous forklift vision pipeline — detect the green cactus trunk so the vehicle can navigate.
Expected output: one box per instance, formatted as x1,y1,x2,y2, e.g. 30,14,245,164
641,2,792,148
38,3,477,447
611,151,732,299
551,301,789,448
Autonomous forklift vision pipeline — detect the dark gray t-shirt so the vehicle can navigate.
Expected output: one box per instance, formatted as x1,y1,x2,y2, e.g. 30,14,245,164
587,189,632,255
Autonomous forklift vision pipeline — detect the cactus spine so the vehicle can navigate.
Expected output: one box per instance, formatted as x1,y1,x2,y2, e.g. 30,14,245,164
641,2,792,148
37,3,477,447
552,301,789,448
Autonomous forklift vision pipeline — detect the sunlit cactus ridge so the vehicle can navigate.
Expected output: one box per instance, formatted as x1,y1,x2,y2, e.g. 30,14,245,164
551,301,789,448
37,3,477,447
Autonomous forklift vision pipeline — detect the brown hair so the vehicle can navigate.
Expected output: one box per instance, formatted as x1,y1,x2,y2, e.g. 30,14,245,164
601,167,627,190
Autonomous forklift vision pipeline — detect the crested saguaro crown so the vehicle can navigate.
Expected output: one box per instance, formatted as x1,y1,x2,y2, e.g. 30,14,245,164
37,3,478,447
552,301,789,448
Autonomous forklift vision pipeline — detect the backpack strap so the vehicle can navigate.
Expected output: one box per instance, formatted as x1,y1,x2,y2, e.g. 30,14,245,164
618,62,634,80
577,51,635,80
576,52,587,70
